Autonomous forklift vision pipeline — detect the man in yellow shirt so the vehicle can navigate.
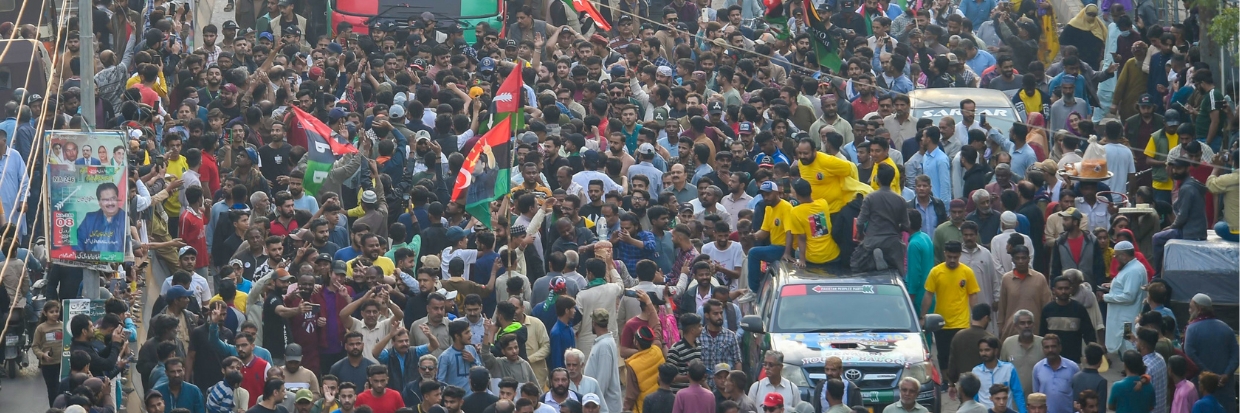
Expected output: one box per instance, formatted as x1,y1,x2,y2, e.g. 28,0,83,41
745,181,794,292
345,233,396,278
869,137,902,193
1144,110,1183,203
921,240,980,368
793,136,870,214
789,179,841,267
162,134,188,236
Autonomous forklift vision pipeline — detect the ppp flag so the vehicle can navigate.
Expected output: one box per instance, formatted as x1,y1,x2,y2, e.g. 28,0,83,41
492,61,525,132
764,0,790,40
451,116,513,229
287,105,358,195
563,0,612,32
804,0,843,73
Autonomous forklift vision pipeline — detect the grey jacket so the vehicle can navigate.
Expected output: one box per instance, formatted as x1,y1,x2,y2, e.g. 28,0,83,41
1172,178,1209,240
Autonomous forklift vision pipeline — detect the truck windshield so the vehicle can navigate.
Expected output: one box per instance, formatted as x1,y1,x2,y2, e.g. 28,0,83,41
771,284,916,333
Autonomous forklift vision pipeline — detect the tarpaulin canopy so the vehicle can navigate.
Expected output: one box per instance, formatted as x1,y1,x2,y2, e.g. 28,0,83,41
1162,239,1240,305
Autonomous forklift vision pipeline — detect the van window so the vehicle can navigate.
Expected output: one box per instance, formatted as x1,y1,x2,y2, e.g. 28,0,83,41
0,0,14,13
0,68,11,90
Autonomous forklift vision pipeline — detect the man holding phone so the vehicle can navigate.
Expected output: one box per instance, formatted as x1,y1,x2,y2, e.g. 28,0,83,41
277,267,354,375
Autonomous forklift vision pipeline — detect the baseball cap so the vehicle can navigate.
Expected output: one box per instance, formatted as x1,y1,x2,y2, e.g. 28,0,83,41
295,389,314,403
244,147,260,165
223,20,239,30
144,390,163,403
286,343,304,361
276,268,295,281
1137,94,1155,106
708,101,724,114
178,246,197,257
259,32,274,42
332,260,348,274
420,255,442,269
479,57,496,72
1164,109,1181,126
389,104,406,119
228,258,244,268
505,39,518,49
283,25,301,36
1058,207,1083,220
446,227,468,243
329,107,348,120
289,228,311,241
678,203,694,213
618,14,634,23
738,121,754,135
759,181,780,193
758,155,775,168
638,143,656,155
316,253,333,263
167,285,194,300
764,392,785,407
582,394,601,406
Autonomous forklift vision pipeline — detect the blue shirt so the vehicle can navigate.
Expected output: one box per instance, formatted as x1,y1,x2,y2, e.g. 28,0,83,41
960,0,998,31
334,246,361,262
75,209,127,253
437,345,482,395
376,344,432,378
1032,358,1080,413
1010,143,1038,180
205,201,233,251
914,201,940,235
614,230,658,276
549,319,575,371
923,147,952,202
967,50,998,78
0,149,27,236
155,381,206,413
1109,376,1155,413
1193,394,1225,413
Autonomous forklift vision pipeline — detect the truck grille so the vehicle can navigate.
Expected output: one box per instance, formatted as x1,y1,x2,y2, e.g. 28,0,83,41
805,365,903,391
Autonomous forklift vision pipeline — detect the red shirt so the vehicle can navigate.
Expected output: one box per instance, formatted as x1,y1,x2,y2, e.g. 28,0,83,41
356,388,405,413
1067,233,1085,263
179,208,209,268
200,151,221,198
852,97,879,119
270,217,299,237
136,84,159,107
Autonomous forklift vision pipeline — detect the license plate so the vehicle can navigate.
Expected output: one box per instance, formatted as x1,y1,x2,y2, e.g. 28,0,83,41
4,336,17,345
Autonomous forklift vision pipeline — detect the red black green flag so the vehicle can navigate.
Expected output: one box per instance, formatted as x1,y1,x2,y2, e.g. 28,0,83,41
287,105,358,195
804,0,843,73
451,116,513,229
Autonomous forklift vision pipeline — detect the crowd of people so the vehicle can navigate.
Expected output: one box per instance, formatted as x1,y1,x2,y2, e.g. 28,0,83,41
1,0,1238,412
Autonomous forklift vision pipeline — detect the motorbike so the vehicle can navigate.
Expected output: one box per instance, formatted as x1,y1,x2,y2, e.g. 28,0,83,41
2,307,24,379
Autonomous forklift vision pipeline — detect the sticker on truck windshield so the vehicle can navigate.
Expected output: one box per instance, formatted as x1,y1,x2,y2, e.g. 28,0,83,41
811,285,875,294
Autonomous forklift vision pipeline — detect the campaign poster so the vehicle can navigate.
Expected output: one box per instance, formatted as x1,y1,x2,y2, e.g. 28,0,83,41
46,130,129,264
60,299,106,378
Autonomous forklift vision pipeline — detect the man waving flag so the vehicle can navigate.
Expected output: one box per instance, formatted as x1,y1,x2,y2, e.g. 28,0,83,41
563,0,612,32
286,105,357,195
452,116,513,229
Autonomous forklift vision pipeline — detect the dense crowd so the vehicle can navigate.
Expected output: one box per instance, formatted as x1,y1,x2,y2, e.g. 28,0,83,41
1,0,1238,412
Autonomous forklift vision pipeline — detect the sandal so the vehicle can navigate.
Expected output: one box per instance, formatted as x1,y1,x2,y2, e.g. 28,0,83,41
224,2,234,11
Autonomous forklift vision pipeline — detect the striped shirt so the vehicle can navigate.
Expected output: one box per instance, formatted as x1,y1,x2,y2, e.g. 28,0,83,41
665,339,702,391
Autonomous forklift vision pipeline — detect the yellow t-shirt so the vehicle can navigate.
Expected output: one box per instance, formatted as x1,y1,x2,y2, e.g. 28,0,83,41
1145,131,1179,190
924,263,980,329
798,152,863,213
870,157,902,193
162,155,189,215
761,199,795,246
208,291,249,313
346,256,396,278
790,199,840,263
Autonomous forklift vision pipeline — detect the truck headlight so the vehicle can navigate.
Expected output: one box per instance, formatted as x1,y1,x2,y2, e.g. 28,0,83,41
901,361,939,386
783,364,812,388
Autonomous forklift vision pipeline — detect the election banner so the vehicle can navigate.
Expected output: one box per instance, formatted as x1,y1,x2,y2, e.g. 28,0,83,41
60,299,107,378
46,130,129,265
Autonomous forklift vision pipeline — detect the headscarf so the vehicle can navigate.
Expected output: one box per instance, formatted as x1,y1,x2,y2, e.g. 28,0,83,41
1028,112,1046,129
1065,112,1083,136
1068,4,1108,41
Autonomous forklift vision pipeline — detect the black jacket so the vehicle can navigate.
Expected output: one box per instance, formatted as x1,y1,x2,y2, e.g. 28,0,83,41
907,198,948,229
70,338,122,378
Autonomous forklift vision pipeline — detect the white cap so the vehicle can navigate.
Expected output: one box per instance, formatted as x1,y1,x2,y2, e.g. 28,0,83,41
1192,293,1213,307
581,393,601,406
1114,240,1135,251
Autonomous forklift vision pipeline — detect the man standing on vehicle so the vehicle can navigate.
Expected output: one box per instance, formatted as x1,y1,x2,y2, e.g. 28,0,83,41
922,241,980,369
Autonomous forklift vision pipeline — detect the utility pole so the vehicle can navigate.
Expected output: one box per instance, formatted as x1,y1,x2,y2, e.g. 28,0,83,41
79,0,96,130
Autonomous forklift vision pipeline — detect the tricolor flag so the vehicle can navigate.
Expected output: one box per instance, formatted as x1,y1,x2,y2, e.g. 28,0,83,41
451,116,513,229
563,0,612,32
764,0,789,40
804,0,842,73
492,61,525,132
287,105,358,195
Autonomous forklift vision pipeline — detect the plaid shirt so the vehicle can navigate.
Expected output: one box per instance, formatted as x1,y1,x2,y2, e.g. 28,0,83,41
1144,352,1169,413
615,230,658,276
669,247,699,288
698,326,742,375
